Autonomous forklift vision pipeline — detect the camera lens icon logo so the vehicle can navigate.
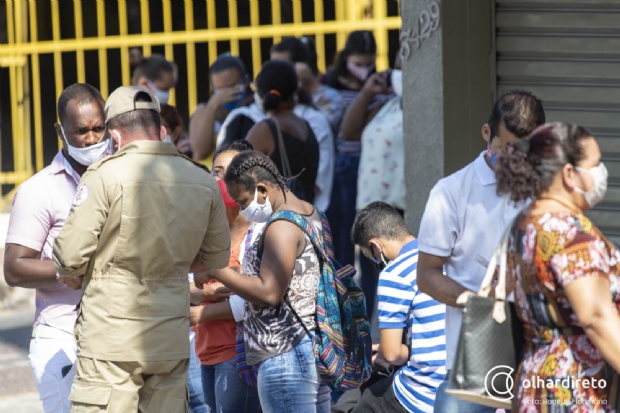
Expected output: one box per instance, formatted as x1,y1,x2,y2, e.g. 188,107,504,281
485,365,515,402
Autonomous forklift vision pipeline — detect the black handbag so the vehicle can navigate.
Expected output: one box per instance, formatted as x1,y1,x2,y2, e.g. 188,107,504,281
446,220,525,410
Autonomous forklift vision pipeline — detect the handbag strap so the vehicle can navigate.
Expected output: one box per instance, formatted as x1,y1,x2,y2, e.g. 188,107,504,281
268,117,293,179
478,198,520,301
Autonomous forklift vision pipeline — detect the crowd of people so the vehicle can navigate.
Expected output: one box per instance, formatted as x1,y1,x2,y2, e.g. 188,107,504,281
2,29,620,413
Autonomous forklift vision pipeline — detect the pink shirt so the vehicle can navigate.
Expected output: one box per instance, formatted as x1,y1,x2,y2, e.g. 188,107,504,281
6,151,82,334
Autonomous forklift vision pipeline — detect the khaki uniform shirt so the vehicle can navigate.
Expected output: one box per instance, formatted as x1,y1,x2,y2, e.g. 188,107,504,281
53,141,230,362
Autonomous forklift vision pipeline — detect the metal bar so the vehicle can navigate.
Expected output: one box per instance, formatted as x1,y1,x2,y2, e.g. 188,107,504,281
51,0,63,150
228,0,239,55
140,0,151,56
20,0,32,176
207,0,217,64
74,0,85,82
250,0,261,76
6,0,19,177
28,0,43,171
335,0,346,49
14,0,26,175
374,0,389,71
162,0,175,105
0,171,37,185
96,0,108,97
0,18,404,55
314,0,326,72
271,0,281,43
118,0,130,86
292,0,302,35
6,0,14,44
185,0,197,113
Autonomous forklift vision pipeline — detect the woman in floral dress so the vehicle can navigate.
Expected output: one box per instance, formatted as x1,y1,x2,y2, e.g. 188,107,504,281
495,122,620,412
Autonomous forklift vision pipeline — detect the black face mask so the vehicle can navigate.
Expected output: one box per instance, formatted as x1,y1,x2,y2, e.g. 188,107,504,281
370,244,389,270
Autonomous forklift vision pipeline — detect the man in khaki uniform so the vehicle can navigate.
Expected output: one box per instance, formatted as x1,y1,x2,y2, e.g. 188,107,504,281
53,86,230,413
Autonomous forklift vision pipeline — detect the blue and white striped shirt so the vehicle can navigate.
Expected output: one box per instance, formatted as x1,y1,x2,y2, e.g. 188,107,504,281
377,239,447,413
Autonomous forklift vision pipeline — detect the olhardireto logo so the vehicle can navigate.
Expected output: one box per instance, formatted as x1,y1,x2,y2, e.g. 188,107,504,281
485,365,515,402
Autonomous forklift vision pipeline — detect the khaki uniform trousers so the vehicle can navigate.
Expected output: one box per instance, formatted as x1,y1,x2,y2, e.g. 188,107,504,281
69,356,189,413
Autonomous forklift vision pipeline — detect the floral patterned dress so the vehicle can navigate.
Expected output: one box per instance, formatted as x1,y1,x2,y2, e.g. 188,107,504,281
508,211,620,412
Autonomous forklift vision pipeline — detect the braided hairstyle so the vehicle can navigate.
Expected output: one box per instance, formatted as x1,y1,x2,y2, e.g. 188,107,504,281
224,151,289,200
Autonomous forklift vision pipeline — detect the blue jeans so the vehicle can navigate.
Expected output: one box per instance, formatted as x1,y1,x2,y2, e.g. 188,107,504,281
201,358,260,413
434,379,499,413
189,334,208,413
256,335,332,413
326,153,360,267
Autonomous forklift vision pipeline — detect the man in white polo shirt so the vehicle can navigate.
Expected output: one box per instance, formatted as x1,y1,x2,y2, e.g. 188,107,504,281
417,90,545,413
3,83,108,413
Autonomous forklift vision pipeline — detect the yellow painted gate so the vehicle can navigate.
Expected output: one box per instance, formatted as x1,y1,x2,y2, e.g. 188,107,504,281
0,0,401,207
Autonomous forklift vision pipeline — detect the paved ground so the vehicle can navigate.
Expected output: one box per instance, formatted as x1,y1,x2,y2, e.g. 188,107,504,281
0,308,43,413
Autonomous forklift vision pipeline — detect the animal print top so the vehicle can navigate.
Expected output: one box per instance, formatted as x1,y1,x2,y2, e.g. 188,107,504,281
242,209,322,366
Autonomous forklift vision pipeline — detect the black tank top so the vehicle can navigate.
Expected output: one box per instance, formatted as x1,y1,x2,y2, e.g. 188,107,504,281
265,118,319,204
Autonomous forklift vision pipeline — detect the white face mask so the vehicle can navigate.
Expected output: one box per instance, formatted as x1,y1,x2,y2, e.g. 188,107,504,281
575,163,608,208
239,189,273,223
254,92,264,113
391,69,403,97
60,125,108,166
147,80,170,105
163,134,173,143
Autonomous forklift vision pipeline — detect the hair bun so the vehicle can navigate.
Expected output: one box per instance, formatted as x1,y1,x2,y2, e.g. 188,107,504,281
513,138,531,154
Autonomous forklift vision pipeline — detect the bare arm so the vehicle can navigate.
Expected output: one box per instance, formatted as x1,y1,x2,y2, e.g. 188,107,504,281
417,252,472,308
379,329,409,366
196,221,303,307
189,104,217,161
189,301,234,326
4,244,58,288
189,281,231,305
190,88,244,161
565,276,620,373
246,121,275,157
341,73,385,141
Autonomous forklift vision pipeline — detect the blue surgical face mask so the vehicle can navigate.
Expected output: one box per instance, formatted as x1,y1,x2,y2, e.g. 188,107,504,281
217,75,248,111
224,89,247,111
146,80,170,105
487,142,498,168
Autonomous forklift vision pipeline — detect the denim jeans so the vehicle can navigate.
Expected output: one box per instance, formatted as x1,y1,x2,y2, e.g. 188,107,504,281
189,334,208,413
256,335,331,413
201,358,260,413
326,153,360,268
434,379,499,413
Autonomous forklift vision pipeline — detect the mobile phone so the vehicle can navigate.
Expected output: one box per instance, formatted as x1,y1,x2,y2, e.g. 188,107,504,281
61,364,73,378
382,69,393,92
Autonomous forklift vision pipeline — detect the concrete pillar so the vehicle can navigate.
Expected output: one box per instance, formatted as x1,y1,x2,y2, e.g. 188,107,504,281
401,0,494,234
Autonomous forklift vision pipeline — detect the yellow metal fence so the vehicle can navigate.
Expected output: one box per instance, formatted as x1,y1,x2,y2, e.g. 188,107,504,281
0,0,401,207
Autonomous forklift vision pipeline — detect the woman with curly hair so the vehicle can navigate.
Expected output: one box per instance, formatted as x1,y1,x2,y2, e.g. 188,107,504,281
495,122,620,412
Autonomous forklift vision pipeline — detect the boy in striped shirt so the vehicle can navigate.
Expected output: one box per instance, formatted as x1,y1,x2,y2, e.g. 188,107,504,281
350,202,447,413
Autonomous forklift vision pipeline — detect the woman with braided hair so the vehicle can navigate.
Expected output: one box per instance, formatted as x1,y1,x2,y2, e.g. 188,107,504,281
194,150,332,413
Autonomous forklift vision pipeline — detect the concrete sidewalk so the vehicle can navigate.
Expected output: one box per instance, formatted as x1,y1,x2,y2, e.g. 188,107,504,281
0,308,43,413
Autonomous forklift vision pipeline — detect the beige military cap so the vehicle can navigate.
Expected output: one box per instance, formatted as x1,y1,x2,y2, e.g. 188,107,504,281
105,86,160,123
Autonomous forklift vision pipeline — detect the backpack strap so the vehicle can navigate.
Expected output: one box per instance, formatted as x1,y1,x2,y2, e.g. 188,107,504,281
258,210,329,263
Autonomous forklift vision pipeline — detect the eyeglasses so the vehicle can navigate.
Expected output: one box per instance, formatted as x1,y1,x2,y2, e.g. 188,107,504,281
211,169,224,179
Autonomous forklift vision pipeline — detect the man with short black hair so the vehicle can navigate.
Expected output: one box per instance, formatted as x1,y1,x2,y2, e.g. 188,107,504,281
4,83,108,413
417,90,545,412
53,86,230,413
348,202,446,413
